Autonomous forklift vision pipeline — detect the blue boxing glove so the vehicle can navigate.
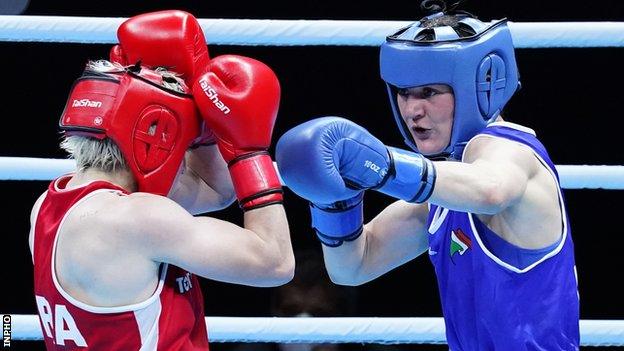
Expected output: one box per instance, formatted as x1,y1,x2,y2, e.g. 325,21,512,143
276,117,436,246
276,118,364,247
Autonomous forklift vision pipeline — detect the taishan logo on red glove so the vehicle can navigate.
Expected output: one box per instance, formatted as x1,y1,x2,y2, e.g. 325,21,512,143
198,78,231,115
72,99,102,108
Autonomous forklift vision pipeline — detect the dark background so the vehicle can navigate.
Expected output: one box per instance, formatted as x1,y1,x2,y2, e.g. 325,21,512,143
2,0,624,350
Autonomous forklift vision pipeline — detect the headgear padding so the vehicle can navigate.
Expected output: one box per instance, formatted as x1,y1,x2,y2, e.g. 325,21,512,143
380,12,520,159
60,63,200,195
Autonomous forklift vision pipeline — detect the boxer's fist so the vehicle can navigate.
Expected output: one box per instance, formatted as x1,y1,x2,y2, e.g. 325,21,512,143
193,55,280,162
276,118,370,246
277,117,436,205
111,10,209,82
193,55,282,210
276,117,368,205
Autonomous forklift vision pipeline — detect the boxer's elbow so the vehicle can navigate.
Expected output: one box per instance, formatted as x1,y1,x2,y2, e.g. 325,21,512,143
256,252,295,287
328,270,369,286
326,262,369,286
273,258,296,286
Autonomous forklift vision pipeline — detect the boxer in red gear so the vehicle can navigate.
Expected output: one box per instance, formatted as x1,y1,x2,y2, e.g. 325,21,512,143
30,11,294,351
193,55,283,210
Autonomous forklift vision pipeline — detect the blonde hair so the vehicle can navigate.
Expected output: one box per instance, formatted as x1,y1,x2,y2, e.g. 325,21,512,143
60,135,128,173
86,60,187,93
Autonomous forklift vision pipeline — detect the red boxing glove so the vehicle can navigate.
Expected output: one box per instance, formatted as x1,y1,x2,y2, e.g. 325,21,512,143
110,10,209,83
109,44,126,65
193,55,283,210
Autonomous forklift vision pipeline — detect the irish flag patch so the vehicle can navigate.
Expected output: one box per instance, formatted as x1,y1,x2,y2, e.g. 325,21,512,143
450,228,472,262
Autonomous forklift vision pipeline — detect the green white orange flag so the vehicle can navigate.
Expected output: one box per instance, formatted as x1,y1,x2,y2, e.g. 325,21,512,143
450,228,472,259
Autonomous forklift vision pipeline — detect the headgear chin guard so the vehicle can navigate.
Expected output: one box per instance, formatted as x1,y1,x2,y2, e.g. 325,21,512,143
60,63,200,196
380,12,520,159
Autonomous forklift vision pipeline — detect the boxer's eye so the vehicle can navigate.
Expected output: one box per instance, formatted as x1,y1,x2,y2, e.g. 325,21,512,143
397,88,410,97
421,87,437,98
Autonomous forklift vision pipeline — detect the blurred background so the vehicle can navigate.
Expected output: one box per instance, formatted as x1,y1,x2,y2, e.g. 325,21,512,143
2,0,623,350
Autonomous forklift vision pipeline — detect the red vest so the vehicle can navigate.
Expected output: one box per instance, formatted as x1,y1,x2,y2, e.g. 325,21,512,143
32,176,209,350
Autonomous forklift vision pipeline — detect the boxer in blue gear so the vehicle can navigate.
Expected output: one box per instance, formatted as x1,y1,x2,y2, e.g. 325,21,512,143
276,1,580,349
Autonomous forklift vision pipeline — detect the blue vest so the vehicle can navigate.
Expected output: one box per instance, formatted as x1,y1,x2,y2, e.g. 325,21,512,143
427,122,580,350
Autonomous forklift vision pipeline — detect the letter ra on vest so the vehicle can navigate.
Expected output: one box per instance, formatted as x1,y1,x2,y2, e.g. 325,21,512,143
35,295,87,347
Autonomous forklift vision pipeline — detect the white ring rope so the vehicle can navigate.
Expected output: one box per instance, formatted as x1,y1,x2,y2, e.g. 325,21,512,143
6,315,624,346
1,157,623,190
0,157,75,181
1,16,624,47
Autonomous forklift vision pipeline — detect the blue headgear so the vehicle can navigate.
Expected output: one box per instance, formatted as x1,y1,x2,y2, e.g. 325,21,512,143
380,12,520,159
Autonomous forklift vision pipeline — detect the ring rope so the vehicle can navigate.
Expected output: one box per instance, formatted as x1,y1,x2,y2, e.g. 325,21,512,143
1,16,624,47
6,315,624,346
1,157,623,190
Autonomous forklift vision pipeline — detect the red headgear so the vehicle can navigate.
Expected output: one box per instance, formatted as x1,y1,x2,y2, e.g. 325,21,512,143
60,63,200,196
